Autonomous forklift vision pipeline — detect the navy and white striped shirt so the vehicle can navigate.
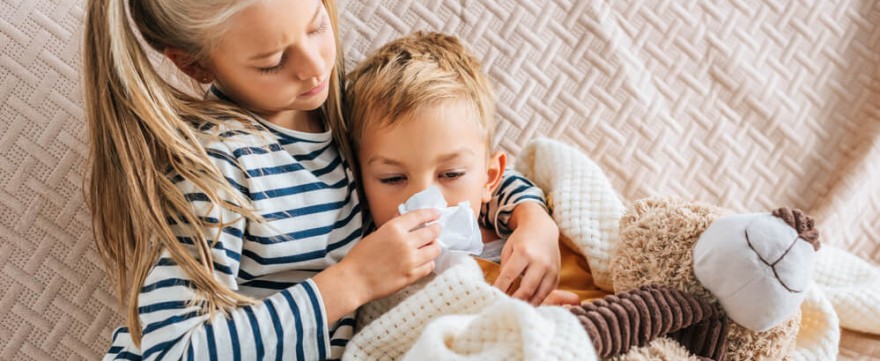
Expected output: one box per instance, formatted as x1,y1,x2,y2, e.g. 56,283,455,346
104,96,546,361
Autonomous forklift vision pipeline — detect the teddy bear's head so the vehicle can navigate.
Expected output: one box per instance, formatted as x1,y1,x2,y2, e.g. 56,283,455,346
610,198,819,360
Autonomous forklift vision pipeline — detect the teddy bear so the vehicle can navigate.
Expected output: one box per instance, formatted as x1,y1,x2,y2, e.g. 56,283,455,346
568,197,820,360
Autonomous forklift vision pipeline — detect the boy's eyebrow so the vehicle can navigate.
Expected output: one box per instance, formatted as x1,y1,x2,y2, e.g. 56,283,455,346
436,148,475,162
248,0,323,61
367,156,402,166
367,149,475,166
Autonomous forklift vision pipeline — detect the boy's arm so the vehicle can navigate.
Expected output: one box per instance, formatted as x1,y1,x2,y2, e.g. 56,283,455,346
480,169,561,305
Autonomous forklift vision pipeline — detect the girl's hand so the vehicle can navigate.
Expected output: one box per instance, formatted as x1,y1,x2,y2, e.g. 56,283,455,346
342,209,443,302
315,209,442,323
494,202,561,305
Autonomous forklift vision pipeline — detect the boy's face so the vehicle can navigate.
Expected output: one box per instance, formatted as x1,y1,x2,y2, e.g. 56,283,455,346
359,98,505,228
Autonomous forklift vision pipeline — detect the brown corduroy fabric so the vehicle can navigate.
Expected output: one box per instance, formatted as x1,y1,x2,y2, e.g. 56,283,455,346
569,285,729,360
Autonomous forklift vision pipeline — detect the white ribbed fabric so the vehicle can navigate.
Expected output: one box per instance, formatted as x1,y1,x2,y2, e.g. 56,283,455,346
514,138,625,291
813,245,880,334
790,284,840,361
790,244,880,360
402,300,594,361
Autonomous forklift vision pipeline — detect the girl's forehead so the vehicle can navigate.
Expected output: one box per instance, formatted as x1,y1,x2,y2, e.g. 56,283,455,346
217,0,323,56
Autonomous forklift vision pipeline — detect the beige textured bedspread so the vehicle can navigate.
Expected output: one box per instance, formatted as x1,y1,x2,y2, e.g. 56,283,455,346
1,0,877,359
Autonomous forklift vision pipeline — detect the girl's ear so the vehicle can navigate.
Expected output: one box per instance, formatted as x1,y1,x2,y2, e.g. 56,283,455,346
482,151,507,203
164,48,214,84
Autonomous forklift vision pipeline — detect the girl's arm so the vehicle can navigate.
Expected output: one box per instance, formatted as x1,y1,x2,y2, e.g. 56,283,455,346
107,142,332,361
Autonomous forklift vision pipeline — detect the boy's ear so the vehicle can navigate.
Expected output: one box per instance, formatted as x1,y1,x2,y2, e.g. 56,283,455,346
164,48,214,84
482,151,507,203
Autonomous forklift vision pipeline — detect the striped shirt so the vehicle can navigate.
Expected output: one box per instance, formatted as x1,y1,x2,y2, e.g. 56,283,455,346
104,93,546,361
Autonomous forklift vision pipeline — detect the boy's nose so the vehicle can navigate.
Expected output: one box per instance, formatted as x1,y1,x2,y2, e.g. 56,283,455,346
407,184,433,200
406,180,444,203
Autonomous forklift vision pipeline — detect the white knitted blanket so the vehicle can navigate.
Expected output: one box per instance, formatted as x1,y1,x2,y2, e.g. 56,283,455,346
344,258,596,361
343,138,879,360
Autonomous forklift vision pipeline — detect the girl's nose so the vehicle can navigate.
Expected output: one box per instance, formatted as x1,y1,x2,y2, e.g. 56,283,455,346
292,44,324,81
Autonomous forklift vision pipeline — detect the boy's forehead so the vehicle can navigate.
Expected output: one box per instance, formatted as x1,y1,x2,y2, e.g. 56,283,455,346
368,97,487,131
359,99,493,157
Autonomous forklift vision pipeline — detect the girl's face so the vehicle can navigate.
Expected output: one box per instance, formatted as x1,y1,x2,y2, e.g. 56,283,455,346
207,0,336,120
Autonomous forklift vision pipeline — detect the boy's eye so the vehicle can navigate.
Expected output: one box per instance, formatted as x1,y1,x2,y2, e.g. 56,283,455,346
379,176,406,184
440,171,465,180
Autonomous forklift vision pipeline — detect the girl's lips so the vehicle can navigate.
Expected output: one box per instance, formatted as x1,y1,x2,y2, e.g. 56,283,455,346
300,78,328,97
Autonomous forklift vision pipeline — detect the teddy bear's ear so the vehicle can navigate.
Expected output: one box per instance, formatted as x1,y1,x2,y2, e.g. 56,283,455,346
772,207,820,250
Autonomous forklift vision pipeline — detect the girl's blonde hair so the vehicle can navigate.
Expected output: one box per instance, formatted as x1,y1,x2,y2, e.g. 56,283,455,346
82,0,348,346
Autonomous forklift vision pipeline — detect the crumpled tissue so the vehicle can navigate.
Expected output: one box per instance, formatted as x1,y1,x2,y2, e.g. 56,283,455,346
398,186,483,274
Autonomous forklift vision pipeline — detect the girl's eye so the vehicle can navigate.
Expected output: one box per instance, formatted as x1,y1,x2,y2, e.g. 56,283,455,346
259,54,286,75
310,17,330,35
379,176,406,184
440,171,465,180
259,63,283,74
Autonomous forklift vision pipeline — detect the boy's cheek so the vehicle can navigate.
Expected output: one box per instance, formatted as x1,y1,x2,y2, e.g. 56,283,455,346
364,184,397,228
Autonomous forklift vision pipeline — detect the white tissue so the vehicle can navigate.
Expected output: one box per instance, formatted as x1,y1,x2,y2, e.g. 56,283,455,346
398,186,483,273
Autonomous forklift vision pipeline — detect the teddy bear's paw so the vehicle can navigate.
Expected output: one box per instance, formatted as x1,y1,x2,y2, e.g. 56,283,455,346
571,285,729,360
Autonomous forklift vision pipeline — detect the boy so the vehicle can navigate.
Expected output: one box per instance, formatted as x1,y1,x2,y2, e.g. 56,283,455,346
346,31,602,305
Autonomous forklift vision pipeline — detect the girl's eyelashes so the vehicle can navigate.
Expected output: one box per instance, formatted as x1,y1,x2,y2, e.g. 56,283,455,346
259,54,286,74
311,16,330,35
258,15,328,75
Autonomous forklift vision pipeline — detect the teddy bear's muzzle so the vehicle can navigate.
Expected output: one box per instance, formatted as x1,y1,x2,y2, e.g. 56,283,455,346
693,208,819,332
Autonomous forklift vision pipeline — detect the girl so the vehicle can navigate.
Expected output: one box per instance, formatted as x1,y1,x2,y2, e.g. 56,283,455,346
83,0,559,360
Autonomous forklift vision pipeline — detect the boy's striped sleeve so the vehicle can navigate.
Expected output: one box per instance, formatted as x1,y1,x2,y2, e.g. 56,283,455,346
479,168,549,238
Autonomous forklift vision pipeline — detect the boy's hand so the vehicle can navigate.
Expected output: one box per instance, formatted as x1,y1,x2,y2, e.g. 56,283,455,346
494,202,561,305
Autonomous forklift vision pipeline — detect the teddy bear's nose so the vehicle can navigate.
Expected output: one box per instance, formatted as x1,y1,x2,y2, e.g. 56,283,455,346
692,212,817,332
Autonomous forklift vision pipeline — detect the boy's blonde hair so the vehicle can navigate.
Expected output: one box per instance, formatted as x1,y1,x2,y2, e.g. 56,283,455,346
346,31,495,150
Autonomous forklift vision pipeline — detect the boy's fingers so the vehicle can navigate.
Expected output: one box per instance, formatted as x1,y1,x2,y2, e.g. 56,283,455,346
529,274,555,305
494,255,527,294
512,267,543,302
542,290,580,306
